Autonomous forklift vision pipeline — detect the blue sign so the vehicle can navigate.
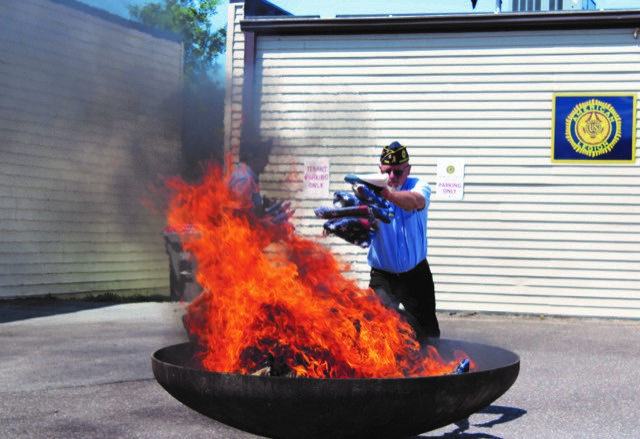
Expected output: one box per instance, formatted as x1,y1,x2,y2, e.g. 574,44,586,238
552,94,636,163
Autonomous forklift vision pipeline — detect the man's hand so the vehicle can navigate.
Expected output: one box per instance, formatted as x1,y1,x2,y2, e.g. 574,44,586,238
267,200,294,224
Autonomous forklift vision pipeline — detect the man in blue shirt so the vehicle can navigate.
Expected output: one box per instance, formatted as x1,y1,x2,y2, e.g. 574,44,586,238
365,141,440,343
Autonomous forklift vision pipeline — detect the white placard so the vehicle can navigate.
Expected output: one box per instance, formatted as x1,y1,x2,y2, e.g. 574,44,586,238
303,157,330,198
435,159,465,201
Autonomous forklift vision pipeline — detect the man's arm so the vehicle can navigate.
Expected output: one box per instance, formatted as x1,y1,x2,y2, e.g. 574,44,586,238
381,187,425,211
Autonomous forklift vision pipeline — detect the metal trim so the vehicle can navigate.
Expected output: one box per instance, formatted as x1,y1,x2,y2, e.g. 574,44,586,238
240,10,640,35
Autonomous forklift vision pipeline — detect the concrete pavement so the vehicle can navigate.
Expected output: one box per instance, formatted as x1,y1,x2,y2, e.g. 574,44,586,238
1,299,638,438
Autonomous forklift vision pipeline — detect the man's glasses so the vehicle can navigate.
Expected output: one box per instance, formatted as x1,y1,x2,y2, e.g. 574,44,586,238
383,167,408,178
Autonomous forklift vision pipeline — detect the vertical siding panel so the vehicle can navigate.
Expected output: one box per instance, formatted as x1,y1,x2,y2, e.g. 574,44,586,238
224,2,246,159
0,0,183,297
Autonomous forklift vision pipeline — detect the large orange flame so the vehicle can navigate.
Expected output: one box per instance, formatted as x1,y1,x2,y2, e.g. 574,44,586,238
165,159,469,378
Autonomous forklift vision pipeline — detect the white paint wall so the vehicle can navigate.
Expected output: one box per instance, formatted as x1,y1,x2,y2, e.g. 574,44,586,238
225,1,246,160
0,0,183,298
232,7,640,319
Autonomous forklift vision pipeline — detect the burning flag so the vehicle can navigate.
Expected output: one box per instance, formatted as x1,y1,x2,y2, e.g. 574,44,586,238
164,159,471,378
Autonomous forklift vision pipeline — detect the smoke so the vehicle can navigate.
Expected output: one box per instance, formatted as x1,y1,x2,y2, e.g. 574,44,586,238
180,72,227,180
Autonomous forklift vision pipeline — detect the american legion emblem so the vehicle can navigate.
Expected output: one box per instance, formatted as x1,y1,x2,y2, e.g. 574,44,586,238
552,93,636,163
565,99,621,157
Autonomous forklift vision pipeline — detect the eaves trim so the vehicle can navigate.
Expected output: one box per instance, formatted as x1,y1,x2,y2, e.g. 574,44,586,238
240,10,640,35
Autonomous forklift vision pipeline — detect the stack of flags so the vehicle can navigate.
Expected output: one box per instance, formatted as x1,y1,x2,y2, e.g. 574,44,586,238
314,174,393,248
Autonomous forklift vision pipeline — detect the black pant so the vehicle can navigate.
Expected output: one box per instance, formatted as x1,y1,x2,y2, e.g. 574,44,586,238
369,259,440,344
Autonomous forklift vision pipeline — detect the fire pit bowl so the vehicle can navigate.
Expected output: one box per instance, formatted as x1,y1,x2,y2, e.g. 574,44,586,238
152,339,519,439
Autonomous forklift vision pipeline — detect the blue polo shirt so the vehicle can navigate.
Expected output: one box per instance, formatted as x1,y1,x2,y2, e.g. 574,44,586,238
367,177,431,273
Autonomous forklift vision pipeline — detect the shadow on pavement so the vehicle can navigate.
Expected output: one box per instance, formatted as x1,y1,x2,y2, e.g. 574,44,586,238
414,405,528,438
0,297,121,323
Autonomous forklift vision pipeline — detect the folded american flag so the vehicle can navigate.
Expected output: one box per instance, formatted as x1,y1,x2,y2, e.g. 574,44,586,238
322,217,378,248
315,175,394,247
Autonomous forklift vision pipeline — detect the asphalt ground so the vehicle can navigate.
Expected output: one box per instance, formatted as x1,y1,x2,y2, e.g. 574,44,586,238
1,299,638,439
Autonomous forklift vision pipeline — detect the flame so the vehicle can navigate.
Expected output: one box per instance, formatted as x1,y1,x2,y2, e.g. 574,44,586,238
165,158,471,378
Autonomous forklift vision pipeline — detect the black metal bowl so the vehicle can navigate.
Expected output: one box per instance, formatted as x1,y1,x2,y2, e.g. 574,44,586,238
152,339,519,439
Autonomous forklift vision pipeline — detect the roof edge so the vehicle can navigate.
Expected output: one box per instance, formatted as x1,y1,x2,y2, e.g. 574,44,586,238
50,0,181,42
240,10,640,35
244,0,292,17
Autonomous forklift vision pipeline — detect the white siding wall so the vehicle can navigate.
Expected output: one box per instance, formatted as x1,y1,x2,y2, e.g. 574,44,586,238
224,1,246,159
0,0,183,298
239,26,640,320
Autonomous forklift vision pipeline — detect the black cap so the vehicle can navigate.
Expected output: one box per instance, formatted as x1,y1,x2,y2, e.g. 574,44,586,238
380,141,409,165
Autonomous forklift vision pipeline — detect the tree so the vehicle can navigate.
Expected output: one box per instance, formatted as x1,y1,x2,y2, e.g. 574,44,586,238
129,0,226,79
129,0,227,177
